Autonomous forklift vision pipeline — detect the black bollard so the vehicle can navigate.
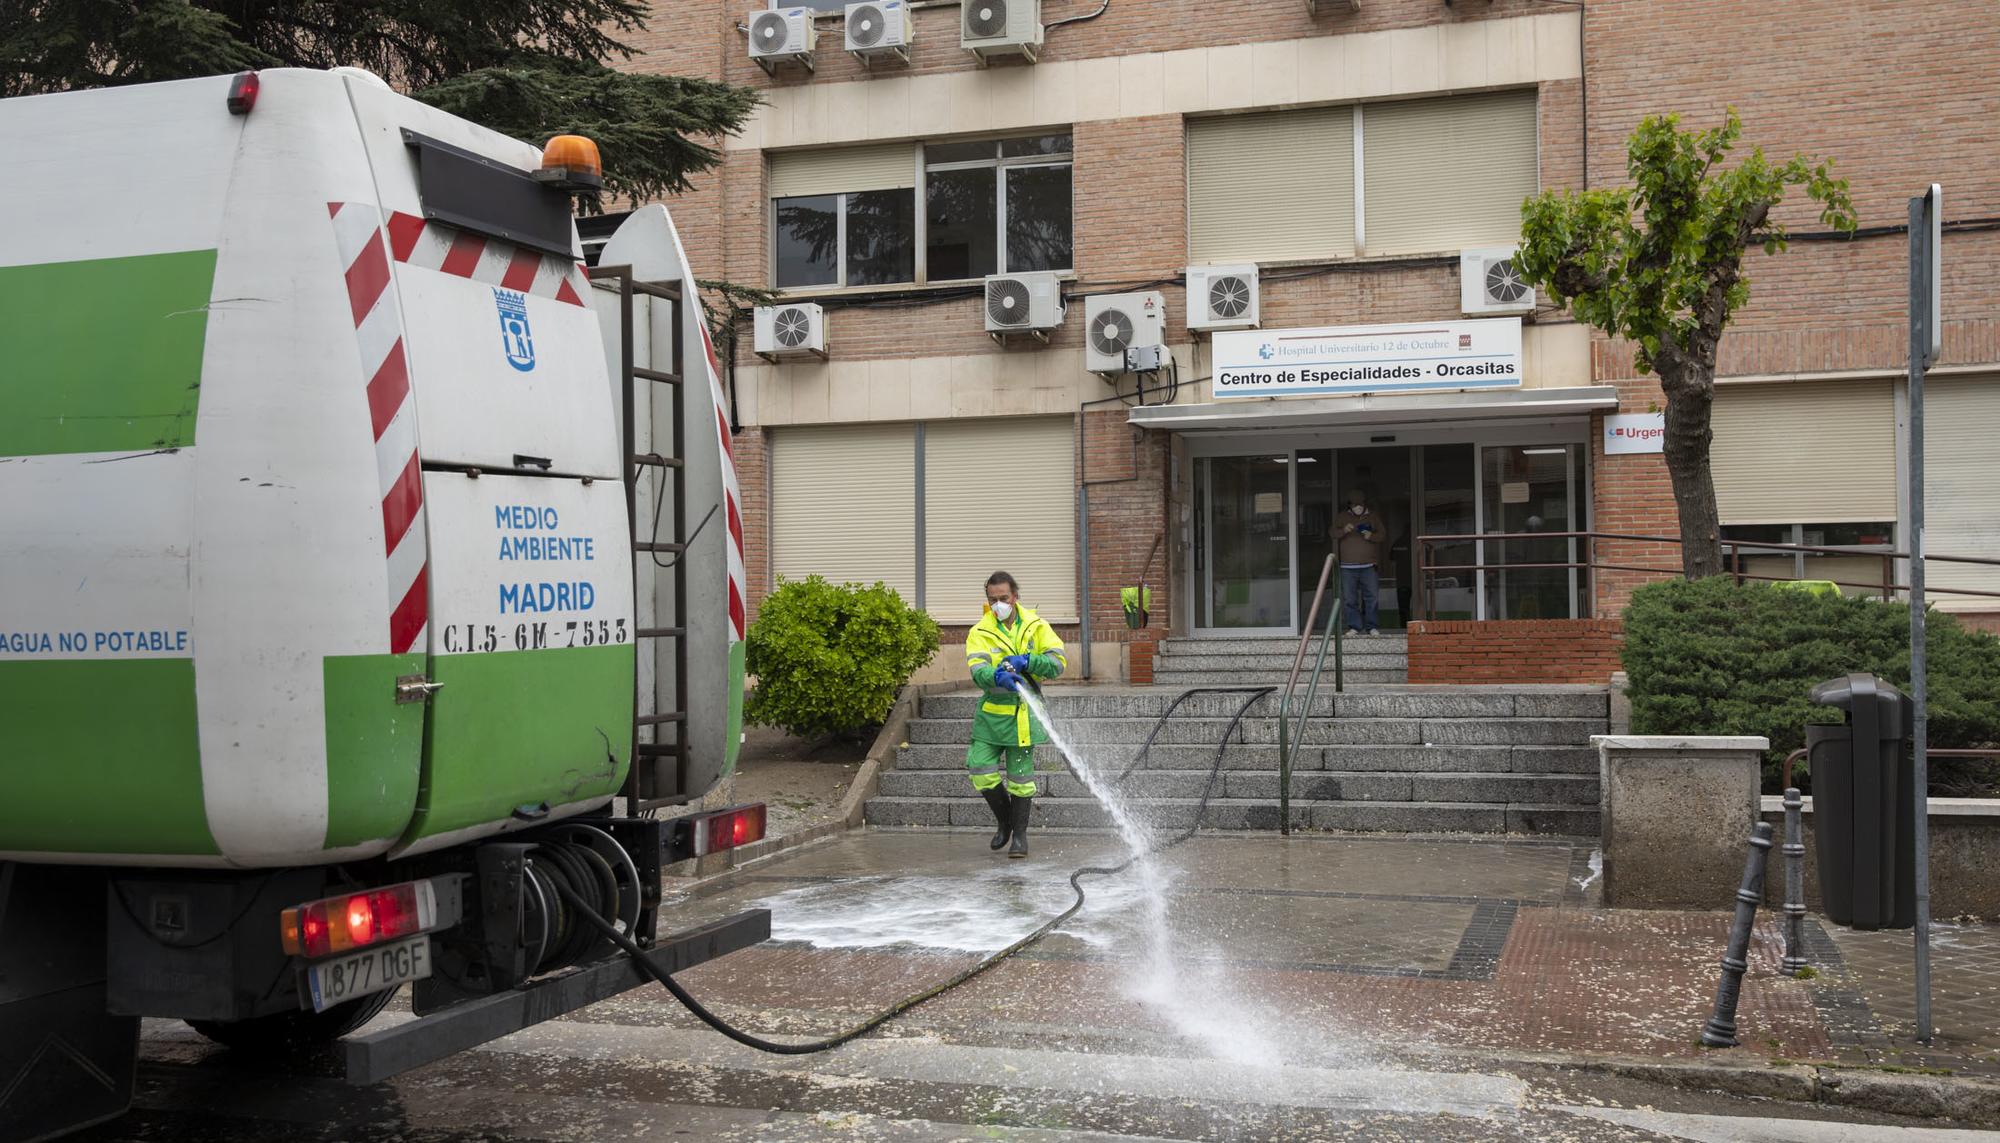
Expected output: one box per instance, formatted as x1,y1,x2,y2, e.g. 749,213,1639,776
1701,822,1775,1049
1782,788,1808,974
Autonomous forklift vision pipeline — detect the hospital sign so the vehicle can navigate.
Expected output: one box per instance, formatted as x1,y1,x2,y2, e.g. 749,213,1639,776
1211,317,1523,400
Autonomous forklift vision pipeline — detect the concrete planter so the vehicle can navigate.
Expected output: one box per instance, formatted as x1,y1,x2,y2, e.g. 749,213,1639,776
1594,734,1769,909
1761,796,2000,919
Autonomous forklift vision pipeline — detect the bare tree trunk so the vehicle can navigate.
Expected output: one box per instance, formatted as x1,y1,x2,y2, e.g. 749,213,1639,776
1656,359,1727,580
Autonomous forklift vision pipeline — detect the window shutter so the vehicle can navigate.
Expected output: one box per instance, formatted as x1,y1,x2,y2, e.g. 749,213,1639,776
924,417,1078,623
1361,89,1538,256
770,424,918,602
1924,377,2000,607
768,144,917,199
1188,107,1356,264
1711,380,1896,525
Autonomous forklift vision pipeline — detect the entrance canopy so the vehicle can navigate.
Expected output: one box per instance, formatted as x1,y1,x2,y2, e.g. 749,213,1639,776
1126,385,1618,432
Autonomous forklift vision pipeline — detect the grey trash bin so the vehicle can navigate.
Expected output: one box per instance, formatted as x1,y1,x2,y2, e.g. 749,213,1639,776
1807,673,1915,931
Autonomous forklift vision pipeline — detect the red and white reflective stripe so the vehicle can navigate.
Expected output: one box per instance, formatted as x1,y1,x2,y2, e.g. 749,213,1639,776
329,202,429,654
699,320,747,642
385,211,588,306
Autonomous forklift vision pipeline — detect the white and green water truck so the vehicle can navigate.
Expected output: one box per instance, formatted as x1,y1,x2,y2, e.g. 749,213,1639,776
0,67,765,1142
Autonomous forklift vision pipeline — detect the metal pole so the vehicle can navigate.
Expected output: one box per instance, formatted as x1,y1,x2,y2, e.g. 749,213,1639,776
1701,822,1775,1048
1908,190,1935,1043
1783,787,1808,974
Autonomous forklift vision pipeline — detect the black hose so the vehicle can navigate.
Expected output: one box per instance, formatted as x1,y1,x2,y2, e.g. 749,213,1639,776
553,685,1276,1055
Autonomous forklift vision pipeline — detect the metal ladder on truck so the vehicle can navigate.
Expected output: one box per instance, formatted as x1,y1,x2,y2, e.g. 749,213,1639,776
589,265,691,811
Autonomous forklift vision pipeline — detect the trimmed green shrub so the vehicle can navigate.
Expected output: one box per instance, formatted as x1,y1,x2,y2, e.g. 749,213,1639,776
745,575,940,740
1622,578,2000,790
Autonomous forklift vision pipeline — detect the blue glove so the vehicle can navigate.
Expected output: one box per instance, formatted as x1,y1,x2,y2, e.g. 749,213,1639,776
992,668,1023,692
1001,654,1032,674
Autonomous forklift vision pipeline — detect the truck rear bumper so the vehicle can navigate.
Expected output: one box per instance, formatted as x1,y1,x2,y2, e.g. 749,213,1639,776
342,908,770,1085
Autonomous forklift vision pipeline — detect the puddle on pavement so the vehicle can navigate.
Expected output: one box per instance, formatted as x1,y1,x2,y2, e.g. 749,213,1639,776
735,691,1376,1085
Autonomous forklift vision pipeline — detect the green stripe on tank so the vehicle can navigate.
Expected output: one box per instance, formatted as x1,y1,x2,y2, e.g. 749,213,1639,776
0,249,218,457
402,643,635,845
322,652,427,850
0,659,217,855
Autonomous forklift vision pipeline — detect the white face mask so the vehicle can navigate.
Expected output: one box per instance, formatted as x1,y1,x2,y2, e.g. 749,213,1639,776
991,600,1014,622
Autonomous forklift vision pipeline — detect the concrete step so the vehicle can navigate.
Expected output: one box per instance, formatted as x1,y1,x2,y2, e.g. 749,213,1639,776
894,741,1600,775
863,795,1598,836
1161,635,1407,656
907,716,1606,747
921,689,1605,721
1152,652,1409,671
1150,669,1409,686
878,767,1598,805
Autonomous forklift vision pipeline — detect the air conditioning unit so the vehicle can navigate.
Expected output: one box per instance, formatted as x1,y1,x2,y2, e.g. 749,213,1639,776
983,271,1064,341
961,0,1042,64
1084,291,1167,375
845,0,911,65
1185,264,1260,332
1460,246,1536,316
754,302,827,361
748,7,816,74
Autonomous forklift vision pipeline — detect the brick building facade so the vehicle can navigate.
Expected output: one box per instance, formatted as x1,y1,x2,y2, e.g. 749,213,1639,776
612,0,2000,680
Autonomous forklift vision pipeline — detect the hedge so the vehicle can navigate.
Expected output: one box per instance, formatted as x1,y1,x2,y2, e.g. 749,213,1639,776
745,575,941,741
1622,578,2000,790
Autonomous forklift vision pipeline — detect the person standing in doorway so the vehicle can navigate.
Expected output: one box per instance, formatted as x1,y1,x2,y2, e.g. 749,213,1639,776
1337,490,1384,635
964,571,1066,858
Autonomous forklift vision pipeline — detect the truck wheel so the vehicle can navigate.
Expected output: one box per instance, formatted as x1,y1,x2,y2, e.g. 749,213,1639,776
185,986,399,1052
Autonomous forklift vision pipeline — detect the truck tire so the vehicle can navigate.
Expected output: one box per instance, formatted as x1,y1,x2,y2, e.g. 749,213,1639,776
185,986,399,1052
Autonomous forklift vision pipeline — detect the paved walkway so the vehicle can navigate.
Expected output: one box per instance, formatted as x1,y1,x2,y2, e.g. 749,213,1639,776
669,829,2000,1079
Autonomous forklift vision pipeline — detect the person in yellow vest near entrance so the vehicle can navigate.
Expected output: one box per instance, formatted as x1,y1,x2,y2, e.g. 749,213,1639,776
964,571,1067,858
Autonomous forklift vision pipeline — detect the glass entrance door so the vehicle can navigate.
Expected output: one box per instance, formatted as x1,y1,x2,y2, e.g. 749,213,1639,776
1480,444,1588,620
1198,455,1292,631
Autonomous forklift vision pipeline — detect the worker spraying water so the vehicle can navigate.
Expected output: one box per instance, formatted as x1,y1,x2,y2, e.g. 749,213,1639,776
964,571,1067,858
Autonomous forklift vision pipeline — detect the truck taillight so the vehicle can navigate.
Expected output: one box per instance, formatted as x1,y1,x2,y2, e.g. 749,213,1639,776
227,71,260,115
281,880,437,959
692,804,766,856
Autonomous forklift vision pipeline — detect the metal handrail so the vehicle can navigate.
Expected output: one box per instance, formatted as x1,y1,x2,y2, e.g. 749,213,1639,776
1414,529,2000,622
1277,554,1341,837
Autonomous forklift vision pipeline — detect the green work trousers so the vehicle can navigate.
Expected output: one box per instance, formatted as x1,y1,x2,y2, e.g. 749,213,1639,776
966,740,1037,799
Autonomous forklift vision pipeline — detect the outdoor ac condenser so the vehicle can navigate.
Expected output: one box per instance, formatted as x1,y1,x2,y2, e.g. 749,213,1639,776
961,0,1042,63
1084,291,1167,374
748,7,817,73
845,0,912,65
754,302,828,361
1460,246,1536,316
1185,264,1260,332
983,271,1065,340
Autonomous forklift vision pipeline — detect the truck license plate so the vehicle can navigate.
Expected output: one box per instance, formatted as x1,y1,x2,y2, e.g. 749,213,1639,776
306,935,431,1012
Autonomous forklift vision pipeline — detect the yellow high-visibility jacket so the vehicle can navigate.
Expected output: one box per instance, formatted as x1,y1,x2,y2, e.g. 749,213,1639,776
965,604,1066,747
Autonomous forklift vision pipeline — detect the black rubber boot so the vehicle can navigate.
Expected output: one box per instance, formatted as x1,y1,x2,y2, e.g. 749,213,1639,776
1007,796,1032,859
980,787,1013,850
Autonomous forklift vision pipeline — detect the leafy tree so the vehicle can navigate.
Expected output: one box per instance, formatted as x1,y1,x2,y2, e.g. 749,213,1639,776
0,0,760,208
1515,110,1856,578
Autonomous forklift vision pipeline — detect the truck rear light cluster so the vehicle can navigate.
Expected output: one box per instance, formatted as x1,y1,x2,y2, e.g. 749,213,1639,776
281,879,439,959
689,804,767,856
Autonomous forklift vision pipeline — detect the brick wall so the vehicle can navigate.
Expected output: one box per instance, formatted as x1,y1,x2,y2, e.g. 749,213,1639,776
731,425,771,619
1407,618,1625,685
1081,410,1169,645
706,0,1551,93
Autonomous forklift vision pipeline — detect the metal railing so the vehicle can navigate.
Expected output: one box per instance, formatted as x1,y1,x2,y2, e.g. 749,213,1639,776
1276,554,1342,836
1413,530,2000,622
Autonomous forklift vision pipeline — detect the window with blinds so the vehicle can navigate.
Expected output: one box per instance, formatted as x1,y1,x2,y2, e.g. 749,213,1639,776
1923,377,2000,605
923,417,1077,623
1711,380,1896,525
1360,89,1539,256
769,423,919,602
1185,90,1538,264
767,143,917,198
1187,107,1355,264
